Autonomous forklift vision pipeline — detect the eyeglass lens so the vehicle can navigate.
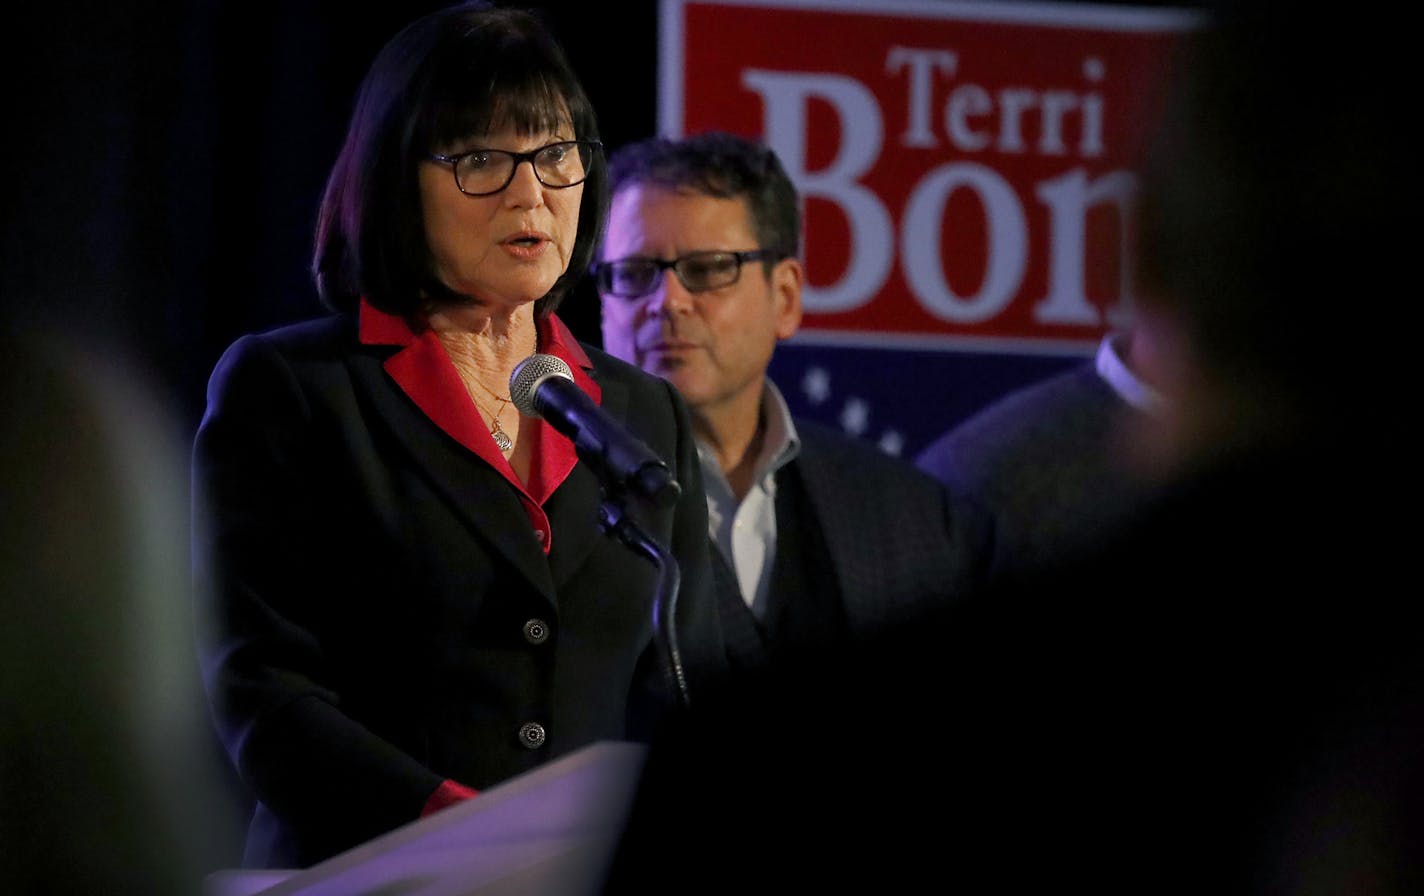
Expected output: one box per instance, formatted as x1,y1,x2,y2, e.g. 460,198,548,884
602,253,746,298
456,142,591,194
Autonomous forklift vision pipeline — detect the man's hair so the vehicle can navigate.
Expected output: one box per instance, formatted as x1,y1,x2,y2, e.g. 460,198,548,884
606,131,800,263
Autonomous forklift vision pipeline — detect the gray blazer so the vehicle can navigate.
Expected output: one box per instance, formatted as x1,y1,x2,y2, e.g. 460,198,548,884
915,362,1150,579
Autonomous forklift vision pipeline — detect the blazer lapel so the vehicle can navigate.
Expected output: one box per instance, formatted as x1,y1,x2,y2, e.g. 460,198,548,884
348,351,557,602
792,435,880,630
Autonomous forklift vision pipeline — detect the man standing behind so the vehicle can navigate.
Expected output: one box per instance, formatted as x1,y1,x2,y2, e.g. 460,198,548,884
915,325,1168,581
596,131,988,676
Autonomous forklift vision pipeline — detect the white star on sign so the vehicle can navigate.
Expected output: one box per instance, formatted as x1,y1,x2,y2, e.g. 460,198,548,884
839,397,870,436
801,366,831,405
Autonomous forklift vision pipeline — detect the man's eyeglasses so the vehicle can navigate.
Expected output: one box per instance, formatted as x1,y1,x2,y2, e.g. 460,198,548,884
428,140,601,197
593,249,786,299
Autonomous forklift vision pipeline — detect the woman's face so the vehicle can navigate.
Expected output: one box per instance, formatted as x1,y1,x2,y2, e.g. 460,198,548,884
419,122,583,311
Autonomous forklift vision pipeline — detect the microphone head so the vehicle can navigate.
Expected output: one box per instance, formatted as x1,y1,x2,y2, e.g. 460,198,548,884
510,353,575,417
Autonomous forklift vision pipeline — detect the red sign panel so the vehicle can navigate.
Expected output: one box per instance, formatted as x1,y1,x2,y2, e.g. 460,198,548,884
661,0,1200,352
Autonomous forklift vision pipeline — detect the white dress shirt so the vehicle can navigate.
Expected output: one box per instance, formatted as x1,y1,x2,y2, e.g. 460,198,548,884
697,381,800,618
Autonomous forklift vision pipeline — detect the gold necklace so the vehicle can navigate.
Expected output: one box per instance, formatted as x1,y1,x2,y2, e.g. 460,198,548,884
469,373,514,407
470,394,514,453
458,365,518,453
465,374,515,453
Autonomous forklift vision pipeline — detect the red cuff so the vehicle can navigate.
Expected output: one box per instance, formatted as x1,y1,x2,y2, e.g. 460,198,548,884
421,779,478,817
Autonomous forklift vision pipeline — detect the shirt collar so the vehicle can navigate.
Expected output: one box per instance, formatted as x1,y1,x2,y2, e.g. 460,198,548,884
1096,331,1166,416
696,379,801,496
758,379,801,473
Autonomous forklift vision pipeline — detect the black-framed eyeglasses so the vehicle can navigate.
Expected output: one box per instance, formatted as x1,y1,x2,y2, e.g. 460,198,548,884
428,140,601,197
593,249,786,299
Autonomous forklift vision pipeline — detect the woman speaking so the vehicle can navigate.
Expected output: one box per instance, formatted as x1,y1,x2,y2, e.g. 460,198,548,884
192,1,724,869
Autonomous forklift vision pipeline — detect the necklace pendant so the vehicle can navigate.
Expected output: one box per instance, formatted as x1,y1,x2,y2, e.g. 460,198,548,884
491,424,513,453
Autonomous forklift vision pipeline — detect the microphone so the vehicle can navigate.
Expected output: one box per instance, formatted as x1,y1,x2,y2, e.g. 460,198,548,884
510,354,681,507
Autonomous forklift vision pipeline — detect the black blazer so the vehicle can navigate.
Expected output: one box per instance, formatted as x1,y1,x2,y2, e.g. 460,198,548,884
791,420,991,638
192,312,724,868
713,419,992,675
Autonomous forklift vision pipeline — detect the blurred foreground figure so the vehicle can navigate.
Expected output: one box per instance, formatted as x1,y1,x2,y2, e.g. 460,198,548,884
2,328,238,894
600,3,1421,892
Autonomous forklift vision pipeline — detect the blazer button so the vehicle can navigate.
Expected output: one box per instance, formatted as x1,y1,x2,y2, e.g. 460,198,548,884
518,721,547,750
523,618,550,645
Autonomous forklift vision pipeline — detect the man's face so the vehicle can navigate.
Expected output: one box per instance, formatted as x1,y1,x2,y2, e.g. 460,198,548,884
598,183,802,419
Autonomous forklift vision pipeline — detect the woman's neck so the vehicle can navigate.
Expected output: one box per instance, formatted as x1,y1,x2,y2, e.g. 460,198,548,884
428,303,538,391
428,302,540,476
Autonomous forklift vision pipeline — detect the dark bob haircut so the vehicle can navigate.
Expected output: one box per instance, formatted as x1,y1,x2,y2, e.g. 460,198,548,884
313,1,606,320
605,131,800,266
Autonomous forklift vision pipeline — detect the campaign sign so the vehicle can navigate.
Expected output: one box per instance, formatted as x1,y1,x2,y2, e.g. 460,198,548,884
658,0,1201,454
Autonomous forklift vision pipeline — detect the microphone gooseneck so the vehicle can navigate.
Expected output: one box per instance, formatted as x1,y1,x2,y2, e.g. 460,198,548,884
510,353,691,708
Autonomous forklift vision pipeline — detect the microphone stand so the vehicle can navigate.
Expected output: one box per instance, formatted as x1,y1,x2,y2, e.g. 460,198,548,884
508,354,690,709
596,492,690,711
